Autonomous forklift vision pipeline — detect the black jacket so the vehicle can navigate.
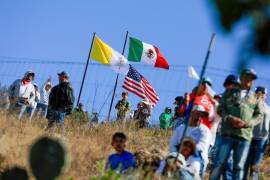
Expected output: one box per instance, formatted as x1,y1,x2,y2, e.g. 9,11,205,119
48,82,75,112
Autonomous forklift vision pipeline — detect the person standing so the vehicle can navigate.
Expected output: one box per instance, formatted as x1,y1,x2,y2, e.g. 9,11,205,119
8,70,36,120
36,77,52,118
115,92,131,121
211,74,240,180
46,71,74,138
210,69,264,180
27,83,40,121
159,107,173,129
244,86,270,179
133,99,152,128
71,102,89,124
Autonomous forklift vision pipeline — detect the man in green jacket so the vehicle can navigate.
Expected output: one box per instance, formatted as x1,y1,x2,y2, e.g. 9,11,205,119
210,69,264,180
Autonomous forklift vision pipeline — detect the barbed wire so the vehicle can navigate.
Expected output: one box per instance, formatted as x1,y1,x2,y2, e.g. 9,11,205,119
1,55,269,81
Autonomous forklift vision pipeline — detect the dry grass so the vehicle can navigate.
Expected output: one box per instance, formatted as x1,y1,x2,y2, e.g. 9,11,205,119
0,111,171,179
1,111,270,179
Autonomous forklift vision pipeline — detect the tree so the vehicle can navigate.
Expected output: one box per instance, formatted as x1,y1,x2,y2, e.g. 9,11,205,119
212,0,270,65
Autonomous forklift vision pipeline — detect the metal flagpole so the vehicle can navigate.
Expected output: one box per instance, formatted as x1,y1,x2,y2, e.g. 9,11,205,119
77,32,96,106
107,31,129,121
176,33,216,161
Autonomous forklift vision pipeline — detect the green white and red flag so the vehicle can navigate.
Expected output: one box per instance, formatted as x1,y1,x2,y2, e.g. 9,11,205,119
127,37,169,69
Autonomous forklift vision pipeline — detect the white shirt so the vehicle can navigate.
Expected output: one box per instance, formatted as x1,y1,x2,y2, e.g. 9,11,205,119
19,82,35,99
240,90,248,99
40,83,51,105
29,91,40,108
156,154,201,179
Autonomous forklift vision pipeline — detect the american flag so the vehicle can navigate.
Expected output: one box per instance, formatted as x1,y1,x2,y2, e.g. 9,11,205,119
122,65,159,107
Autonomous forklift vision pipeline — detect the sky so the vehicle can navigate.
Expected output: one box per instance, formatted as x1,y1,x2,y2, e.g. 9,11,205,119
0,0,269,123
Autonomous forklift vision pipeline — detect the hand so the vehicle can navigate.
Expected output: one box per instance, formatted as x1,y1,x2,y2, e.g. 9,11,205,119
48,76,52,82
230,116,246,128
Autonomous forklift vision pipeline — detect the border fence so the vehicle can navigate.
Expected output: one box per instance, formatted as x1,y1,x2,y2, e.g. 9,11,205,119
1,56,269,124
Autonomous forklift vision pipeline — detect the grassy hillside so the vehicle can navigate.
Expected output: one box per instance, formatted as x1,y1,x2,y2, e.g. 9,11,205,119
0,112,171,179
1,111,270,179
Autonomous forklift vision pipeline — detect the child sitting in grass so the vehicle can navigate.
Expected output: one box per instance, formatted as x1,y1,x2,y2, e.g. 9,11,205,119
105,132,136,173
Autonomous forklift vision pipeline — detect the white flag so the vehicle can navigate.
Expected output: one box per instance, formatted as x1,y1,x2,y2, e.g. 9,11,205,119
188,66,200,80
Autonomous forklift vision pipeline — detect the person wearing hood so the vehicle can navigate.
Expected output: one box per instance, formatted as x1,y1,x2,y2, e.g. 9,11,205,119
36,76,52,118
46,71,74,138
8,70,36,120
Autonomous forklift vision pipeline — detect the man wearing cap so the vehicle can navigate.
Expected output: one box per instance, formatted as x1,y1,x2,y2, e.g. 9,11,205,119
244,86,270,179
210,69,264,180
46,71,74,137
115,92,131,121
36,77,52,118
8,70,36,120
170,105,212,176
211,74,240,180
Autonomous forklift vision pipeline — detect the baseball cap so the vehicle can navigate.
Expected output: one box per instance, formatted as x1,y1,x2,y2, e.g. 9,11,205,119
57,71,69,78
202,77,212,87
241,69,257,80
255,86,267,94
223,74,240,87
175,96,184,102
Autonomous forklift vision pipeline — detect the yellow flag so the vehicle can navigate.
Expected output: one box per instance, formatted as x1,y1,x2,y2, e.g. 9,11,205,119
90,36,114,64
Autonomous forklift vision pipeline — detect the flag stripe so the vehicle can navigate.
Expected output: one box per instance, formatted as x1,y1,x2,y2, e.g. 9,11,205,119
141,79,159,101
123,79,145,95
128,37,143,62
123,85,146,99
141,80,159,101
124,77,143,89
122,65,159,107
141,83,158,103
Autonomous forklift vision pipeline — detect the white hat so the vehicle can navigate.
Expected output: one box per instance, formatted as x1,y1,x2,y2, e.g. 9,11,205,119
192,105,209,116
24,70,35,78
141,98,151,105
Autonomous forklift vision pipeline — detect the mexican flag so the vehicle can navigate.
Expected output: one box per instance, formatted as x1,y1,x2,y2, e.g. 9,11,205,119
128,37,169,69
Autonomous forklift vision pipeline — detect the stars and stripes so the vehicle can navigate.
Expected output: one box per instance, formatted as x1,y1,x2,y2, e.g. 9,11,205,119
122,65,159,107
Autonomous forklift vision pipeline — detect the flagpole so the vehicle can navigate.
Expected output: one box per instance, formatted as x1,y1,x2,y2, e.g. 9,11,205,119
77,32,96,106
176,33,216,161
107,31,129,121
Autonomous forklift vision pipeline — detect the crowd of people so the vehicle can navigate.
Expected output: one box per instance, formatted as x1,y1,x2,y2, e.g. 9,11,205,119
0,68,269,180
107,68,270,180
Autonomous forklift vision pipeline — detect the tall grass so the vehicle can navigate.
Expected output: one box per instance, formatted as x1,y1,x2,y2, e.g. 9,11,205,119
0,111,171,179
